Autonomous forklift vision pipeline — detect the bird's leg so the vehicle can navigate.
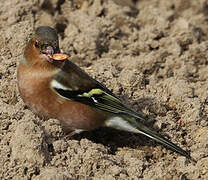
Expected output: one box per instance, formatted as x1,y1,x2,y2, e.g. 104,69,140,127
64,131,76,139
64,129,85,139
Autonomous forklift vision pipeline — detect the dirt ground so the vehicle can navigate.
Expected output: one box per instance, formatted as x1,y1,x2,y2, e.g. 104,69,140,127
0,0,208,179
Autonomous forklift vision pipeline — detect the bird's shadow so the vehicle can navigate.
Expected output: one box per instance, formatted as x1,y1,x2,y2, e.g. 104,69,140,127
69,96,173,156
71,127,157,155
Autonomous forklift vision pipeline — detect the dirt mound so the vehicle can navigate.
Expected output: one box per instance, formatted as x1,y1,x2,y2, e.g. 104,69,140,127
0,0,207,179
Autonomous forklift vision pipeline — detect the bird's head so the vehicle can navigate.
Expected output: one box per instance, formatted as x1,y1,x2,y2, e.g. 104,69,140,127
24,26,60,66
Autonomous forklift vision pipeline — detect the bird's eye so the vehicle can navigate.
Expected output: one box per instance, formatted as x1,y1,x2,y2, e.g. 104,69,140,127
34,41,40,48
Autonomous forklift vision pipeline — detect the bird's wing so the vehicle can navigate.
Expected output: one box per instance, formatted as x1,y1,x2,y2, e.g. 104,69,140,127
50,60,194,162
51,60,146,121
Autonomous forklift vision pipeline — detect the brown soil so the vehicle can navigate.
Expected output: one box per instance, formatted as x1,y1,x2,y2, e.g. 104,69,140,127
0,0,208,179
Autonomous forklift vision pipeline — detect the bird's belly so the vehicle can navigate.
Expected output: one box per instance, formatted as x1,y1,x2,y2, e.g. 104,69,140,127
18,77,106,132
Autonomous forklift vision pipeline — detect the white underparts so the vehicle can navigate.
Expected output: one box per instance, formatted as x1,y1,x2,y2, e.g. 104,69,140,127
50,79,69,90
104,116,140,134
75,129,85,134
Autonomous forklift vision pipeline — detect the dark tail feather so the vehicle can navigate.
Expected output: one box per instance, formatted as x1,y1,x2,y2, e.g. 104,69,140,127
133,121,196,162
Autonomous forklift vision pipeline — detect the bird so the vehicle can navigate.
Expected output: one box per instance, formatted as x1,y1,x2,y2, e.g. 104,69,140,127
17,26,194,162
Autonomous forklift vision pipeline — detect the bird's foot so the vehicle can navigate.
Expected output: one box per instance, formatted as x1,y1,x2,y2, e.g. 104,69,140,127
64,129,85,140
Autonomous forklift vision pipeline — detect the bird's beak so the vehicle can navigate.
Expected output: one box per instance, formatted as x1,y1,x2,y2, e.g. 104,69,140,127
41,46,54,63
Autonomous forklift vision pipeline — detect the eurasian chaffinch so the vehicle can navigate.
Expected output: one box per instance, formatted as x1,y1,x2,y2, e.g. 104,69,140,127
17,26,194,161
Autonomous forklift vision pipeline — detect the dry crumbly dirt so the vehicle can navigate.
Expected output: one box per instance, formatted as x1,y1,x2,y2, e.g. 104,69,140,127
0,0,208,179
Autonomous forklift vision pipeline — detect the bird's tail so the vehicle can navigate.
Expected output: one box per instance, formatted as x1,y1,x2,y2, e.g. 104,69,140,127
105,115,195,162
